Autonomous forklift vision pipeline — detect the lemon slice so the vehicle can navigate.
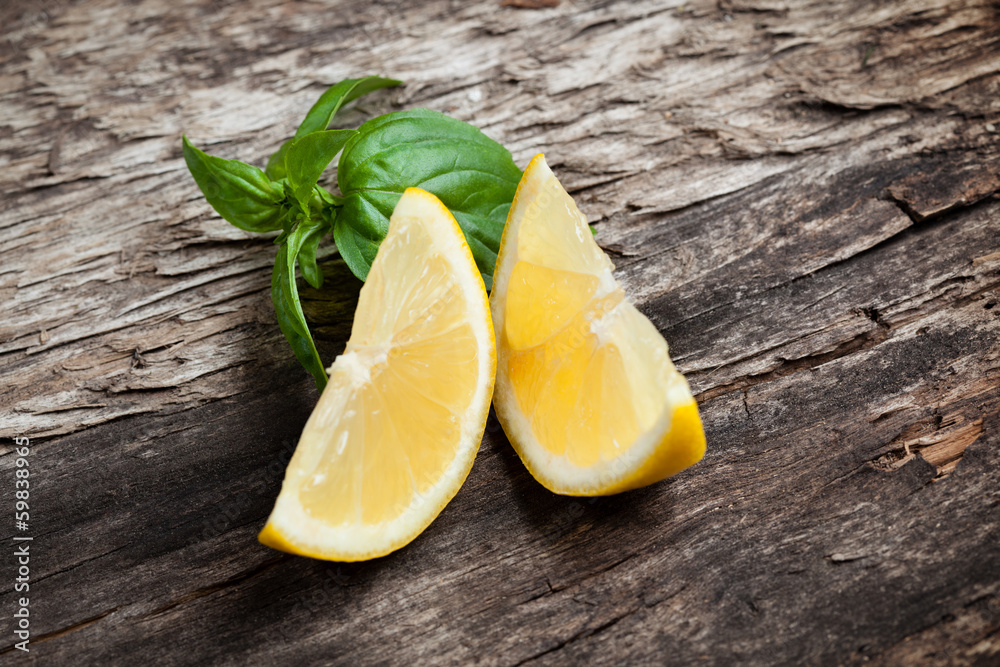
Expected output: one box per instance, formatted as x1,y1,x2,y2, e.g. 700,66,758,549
490,154,705,495
259,188,496,561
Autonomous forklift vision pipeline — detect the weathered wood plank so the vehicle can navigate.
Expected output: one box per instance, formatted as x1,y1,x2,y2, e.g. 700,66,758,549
0,0,998,664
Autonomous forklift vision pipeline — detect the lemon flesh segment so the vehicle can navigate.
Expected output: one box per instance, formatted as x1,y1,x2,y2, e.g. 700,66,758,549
490,154,705,496
260,188,495,561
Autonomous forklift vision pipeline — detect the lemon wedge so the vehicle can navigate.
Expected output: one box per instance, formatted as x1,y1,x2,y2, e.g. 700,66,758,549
259,188,496,561
490,154,705,495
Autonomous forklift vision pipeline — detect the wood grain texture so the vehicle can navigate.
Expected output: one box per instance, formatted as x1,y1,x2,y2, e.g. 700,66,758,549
1,0,998,663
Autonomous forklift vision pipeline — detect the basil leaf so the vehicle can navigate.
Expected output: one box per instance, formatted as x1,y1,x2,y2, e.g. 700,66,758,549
273,223,329,391
336,109,522,289
295,76,401,139
298,221,328,290
182,136,286,233
284,130,356,206
265,141,291,181
265,76,399,181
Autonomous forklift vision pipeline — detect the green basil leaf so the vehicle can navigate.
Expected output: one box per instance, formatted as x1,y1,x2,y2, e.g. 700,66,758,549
295,76,401,139
182,136,286,233
265,141,291,181
266,76,399,182
284,130,356,206
272,223,328,391
315,186,341,207
298,221,329,290
336,109,522,289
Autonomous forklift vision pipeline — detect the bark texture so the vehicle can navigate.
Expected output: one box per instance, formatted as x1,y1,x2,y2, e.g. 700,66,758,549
1,0,999,664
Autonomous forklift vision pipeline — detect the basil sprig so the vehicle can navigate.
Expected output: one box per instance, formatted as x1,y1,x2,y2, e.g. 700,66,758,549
182,76,522,390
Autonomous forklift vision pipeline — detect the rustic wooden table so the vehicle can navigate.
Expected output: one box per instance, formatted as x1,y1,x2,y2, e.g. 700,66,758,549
1,0,998,664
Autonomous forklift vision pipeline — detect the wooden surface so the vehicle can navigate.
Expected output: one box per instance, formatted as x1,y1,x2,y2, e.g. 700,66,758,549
2,0,999,664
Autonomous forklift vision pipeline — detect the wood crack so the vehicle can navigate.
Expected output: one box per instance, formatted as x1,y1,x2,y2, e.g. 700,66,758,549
511,605,641,666
696,321,890,402
0,607,120,654
2,542,132,594
138,555,291,621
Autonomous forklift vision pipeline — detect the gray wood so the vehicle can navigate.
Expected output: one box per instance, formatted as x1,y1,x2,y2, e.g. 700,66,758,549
1,0,998,664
